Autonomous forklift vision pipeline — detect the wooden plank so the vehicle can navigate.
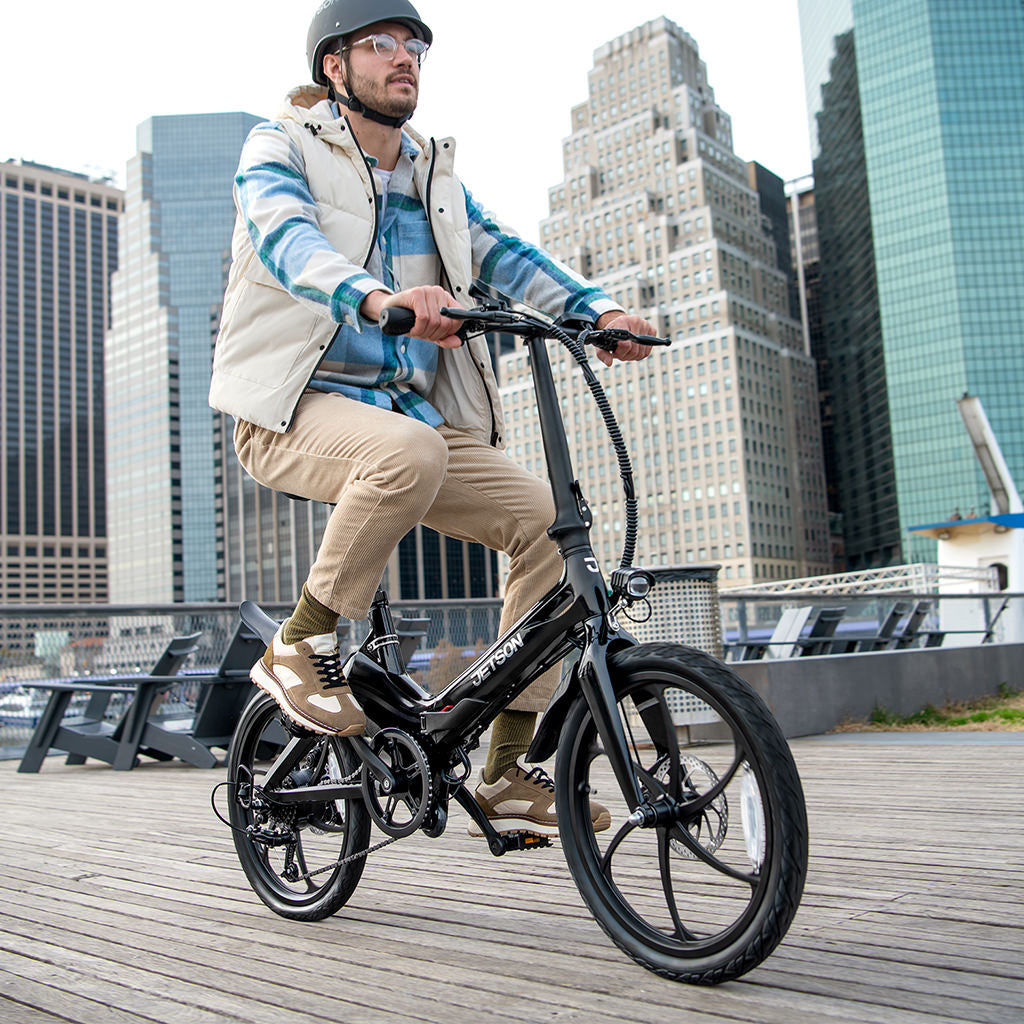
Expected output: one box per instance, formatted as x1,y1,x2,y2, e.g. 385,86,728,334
2,738,1023,1024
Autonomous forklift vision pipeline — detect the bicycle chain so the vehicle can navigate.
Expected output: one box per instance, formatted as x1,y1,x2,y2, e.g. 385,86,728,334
292,761,399,881
295,833,400,881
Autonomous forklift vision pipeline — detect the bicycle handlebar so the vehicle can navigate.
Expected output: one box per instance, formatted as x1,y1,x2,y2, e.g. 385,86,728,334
378,302,666,572
378,304,671,353
378,306,418,337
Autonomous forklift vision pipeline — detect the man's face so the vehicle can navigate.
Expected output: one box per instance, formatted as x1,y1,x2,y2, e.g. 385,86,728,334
327,20,421,120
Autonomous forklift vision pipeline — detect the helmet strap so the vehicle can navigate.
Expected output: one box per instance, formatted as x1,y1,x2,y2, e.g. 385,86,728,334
335,90,412,128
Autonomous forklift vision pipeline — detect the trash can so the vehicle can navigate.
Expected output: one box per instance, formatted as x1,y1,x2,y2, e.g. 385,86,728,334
623,564,723,659
620,564,724,730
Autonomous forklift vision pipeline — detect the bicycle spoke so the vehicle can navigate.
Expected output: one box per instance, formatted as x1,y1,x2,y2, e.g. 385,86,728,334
635,746,745,822
293,834,316,892
600,818,637,879
668,820,759,886
621,698,644,769
657,828,699,941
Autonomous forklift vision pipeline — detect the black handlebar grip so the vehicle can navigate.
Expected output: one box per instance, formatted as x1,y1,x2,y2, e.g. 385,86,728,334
379,306,417,336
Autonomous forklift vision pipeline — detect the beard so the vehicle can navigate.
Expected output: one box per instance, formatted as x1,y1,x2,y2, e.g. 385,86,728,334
342,61,418,119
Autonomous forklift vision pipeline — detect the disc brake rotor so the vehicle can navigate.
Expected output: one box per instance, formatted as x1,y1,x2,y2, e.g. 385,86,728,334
654,754,729,857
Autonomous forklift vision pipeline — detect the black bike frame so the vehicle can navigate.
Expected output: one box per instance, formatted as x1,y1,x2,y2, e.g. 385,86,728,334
259,329,646,811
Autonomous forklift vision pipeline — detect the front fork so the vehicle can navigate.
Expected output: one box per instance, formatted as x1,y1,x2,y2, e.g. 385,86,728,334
559,547,645,812
576,618,644,811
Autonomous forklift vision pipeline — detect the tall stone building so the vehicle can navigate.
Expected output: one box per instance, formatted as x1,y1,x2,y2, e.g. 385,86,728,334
1,160,122,603
508,17,830,585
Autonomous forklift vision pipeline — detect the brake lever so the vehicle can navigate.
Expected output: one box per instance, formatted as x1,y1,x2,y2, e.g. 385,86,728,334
582,327,670,355
593,328,672,348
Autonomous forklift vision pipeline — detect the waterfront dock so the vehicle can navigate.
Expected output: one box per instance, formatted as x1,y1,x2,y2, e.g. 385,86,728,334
1,734,1021,1024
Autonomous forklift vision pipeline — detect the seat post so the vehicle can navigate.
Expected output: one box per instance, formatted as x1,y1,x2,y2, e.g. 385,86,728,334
366,587,406,674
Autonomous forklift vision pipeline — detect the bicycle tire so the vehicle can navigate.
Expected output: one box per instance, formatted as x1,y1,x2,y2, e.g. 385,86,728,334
555,642,807,984
227,692,371,921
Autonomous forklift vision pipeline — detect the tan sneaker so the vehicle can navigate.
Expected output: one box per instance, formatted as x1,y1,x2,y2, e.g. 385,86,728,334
250,627,365,737
468,763,611,836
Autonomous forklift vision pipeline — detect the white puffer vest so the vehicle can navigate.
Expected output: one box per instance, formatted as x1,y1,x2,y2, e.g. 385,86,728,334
210,87,504,446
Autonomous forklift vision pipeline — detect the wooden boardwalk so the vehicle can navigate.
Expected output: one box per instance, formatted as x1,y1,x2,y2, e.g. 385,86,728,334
1,734,1022,1024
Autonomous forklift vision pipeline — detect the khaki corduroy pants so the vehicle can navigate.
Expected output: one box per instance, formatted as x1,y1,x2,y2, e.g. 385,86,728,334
233,391,563,712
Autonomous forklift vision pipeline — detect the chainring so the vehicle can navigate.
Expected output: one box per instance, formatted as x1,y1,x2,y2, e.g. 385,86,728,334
361,728,433,839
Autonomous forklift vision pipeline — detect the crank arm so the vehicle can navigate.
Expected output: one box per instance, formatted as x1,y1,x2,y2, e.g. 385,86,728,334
346,735,397,792
453,785,515,856
453,786,551,856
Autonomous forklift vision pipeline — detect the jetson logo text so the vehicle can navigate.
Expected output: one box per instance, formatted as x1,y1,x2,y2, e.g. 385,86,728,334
470,632,525,685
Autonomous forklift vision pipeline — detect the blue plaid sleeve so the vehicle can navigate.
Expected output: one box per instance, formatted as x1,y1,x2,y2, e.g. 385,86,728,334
235,121,384,327
464,187,622,322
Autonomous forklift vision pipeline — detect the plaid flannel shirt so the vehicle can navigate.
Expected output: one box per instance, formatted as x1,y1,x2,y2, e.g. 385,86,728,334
236,115,615,424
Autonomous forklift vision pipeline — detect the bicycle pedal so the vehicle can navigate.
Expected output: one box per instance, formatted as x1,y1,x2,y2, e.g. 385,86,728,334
504,830,553,852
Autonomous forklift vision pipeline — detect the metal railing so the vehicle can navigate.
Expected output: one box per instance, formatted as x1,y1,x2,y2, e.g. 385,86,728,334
720,563,999,595
4,584,1013,757
0,599,504,759
720,591,1022,661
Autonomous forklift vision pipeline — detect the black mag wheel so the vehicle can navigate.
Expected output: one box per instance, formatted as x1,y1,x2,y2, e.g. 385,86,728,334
226,692,371,921
555,642,808,984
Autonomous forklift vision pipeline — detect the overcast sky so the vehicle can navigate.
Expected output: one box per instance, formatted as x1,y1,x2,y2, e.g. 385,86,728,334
2,1,811,240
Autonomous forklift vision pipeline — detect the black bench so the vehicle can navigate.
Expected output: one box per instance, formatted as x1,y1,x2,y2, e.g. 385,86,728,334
18,633,202,772
128,620,264,769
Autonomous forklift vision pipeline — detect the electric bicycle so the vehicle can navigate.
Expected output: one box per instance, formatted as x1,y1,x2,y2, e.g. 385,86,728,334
217,300,808,984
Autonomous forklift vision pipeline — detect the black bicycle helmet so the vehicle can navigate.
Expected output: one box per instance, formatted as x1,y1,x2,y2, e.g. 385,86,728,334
307,0,433,87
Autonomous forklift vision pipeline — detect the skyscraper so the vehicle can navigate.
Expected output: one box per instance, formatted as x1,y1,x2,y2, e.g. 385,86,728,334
1,160,122,603
797,0,853,159
799,0,1024,563
516,17,831,585
785,176,844,566
106,112,261,603
813,25,898,568
785,176,820,357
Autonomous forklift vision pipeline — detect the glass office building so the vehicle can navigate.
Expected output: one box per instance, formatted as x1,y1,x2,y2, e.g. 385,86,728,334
813,27,899,568
799,0,1024,563
855,0,1024,558
107,113,261,603
797,0,853,159
1,160,123,603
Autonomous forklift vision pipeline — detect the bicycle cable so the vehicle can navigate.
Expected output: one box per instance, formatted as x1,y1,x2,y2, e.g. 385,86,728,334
550,322,639,569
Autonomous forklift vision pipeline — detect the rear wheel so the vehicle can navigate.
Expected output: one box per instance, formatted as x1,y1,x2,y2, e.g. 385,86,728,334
555,643,807,984
226,692,371,920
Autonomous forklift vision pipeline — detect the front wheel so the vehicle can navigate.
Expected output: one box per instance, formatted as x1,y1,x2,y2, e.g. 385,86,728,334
226,692,371,920
555,643,808,984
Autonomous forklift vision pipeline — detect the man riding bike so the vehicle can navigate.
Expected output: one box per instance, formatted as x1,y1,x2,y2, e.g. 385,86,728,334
209,0,655,836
